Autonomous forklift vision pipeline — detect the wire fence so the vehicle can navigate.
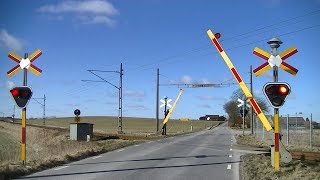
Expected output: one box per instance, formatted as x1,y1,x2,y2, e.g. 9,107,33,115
254,115,320,151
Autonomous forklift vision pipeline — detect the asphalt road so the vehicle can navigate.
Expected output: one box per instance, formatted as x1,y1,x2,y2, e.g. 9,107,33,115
21,122,242,180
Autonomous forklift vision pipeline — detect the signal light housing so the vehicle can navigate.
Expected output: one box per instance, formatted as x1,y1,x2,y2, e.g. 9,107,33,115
263,82,290,108
10,86,33,108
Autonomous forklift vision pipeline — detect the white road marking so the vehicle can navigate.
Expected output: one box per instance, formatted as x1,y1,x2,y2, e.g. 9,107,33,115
227,164,232,170
54,166,69,170
230,148,233,151
147,141,152,144
231,144,233,147
229,155,232,158
134,144,140,147
92,155,102,159
117,149,125,152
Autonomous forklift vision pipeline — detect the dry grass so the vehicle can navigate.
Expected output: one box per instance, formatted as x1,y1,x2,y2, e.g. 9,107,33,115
0,118,222,179
27,116,219,134
241,154,320,180
236,132,320,180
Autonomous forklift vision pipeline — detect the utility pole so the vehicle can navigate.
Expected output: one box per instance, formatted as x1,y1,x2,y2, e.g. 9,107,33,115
32,94,46,125
119,63,123,134
82,63,124,134
43,95,46,125
156,68,159,132
250,65,254,134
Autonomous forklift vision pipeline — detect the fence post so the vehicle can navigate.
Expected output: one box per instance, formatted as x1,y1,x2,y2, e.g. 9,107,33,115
287,114,289,146
310,113,313,148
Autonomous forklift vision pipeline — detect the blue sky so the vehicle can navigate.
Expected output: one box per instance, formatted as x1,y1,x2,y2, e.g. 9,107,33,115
0,0,320,122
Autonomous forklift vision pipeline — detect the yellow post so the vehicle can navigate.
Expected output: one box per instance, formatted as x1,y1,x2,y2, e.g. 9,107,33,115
274,111,280,171
21,108,26,164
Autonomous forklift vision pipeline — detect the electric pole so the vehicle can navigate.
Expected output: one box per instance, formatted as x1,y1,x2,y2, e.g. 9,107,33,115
156,68,159,132
250,65,254,134
82,63,124,134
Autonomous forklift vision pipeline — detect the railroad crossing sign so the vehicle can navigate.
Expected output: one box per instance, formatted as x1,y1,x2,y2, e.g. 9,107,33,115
253,46,298,76
160,98,172,108
7,49,42,77
237,98,251,108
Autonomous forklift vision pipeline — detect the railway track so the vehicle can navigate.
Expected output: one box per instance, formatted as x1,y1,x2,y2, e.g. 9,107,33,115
290,151,320,161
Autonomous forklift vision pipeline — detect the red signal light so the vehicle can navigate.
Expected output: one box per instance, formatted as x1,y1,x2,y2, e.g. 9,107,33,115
263,82,291,108
278,85,288,95
11,89,19,97
214,33,221,39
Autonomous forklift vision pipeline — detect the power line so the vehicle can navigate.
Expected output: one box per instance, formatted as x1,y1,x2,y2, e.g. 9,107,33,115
63,11,320,99
65,23,320,101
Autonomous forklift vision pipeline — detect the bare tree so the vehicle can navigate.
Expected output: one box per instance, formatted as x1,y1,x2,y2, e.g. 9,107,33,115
224,88,270,127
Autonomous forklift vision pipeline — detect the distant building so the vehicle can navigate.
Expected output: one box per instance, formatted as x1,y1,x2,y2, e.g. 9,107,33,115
278,116,306,129
199,115,226,121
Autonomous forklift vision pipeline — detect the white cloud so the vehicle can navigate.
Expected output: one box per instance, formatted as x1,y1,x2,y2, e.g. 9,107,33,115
0,29,23,51
37,0,119,27
195,95,226,101
6,81,15,89
254,89,263,96
127,104,148,110
124,90,146,97
181,75,193,84
201,78,211,84
79,15,116,27
198,104,211,109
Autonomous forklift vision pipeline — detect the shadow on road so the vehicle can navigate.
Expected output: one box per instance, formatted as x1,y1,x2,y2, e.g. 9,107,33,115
19,160,242,179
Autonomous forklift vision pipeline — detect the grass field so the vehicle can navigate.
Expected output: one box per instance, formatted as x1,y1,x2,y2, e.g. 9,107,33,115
26,116,219,134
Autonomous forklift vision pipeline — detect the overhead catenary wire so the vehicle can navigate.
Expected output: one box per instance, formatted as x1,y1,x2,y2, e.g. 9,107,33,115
61,10,320,100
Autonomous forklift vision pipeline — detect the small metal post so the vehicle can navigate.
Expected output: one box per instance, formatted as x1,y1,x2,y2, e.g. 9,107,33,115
310,113,313,148
242,97,245,136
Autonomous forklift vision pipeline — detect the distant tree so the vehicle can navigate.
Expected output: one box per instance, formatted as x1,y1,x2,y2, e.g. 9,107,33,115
223,100,238,127
230,88,270,114
224,88,270,127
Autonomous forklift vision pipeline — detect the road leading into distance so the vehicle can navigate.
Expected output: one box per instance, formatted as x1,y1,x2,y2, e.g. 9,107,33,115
22,122,242,180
